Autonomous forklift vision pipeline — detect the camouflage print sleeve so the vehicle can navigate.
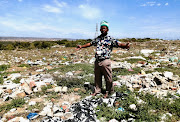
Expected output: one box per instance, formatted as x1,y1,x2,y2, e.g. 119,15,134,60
112,38,121,47
90,37,99,46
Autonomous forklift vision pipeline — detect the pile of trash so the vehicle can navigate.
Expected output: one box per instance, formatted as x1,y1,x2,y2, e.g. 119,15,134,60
115,71,180,96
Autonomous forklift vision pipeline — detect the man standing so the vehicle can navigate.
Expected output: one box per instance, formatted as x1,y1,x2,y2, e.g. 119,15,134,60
76,20,130,98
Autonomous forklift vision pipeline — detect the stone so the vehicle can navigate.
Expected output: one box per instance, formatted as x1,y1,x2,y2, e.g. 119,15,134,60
54,87,62,92
164,71,173,79
129,104,137,111
141,70,146,75
64,112,73,120
74,88,80,92
140,49,154,57
7,117,29,122
113,81,121,87
62,86,68,93
170,87,177,90
17,92,26,98
167,82,173,88
138,61,146,64
5,89,12,94
29,101,36,106
29,81,36,88
39,106,53,116
47,88,54,92
8,73,21,80
21,82,32,95
177,89,180,95
51,98,56,102
137,99,145,105
16,108,25,114
54,112,64,117
161,84,169,90
66,72,73,76
10,108,17,112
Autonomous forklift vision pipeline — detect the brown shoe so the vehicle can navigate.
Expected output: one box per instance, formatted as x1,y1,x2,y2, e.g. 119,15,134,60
91,92,99,96
103,92,109,98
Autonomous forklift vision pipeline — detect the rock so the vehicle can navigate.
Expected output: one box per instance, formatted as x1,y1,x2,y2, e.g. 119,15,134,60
141,70,146,75
113,81,121,87
161,84,169,90
177,89,180,95
170,87,177,90
39,106,53,117
129,104,137,111
5,89,12,94
8,73,21,80
17,92,26,98
66,72,73,76
10,108,17,112
54,87,62,92
167,82,173,88
29,81,36,88
140,49,154,57
161,113,172,121
0,89,3,95
7,117,29,122
64,112,73,120
62,86,68,93
138,61,146,64
74,88,80,92
137,99,145,105
54,112,64,117
164,71,173,79
89,57,96,64
21,82,32,95
29,101,36,106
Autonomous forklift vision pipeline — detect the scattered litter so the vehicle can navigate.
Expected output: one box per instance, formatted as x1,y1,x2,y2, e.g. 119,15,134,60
27,113,39,120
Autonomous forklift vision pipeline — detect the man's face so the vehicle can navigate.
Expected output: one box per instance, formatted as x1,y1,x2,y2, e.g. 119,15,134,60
100,25,108,35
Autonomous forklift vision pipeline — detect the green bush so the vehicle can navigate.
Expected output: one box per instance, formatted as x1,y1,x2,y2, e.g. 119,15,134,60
0,65,9,71
56,39,68,45
0,98,25,112
0,75,3,84
12,78,21,84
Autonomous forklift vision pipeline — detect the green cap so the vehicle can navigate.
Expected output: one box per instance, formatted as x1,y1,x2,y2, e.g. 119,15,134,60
100,20,109,28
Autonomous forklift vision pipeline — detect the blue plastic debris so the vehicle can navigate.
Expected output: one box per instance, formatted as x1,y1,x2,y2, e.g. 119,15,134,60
117,107,125,112
27,113,39,120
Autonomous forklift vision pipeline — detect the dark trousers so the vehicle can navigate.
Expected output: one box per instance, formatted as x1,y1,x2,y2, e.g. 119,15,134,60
94,59,113,93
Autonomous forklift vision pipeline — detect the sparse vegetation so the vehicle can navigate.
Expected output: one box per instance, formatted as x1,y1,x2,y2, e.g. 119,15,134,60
0,98,25,113
0,64,9,71
96,85,180,121
12,78,21,84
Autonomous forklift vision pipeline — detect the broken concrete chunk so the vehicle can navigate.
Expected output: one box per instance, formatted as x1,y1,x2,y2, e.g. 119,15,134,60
17,92,26,98
54,86,62,92
62,86,68,93
164,71,173,79
129,104,137,111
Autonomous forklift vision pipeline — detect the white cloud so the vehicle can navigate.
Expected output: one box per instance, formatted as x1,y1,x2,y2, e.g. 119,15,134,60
140,4,147,6
78,4,101,19
54,0,67,7
141,2,163,7
157,3,161,6
42,5,62,13
147,2,156,6
18,0,23,2
165,3,169,6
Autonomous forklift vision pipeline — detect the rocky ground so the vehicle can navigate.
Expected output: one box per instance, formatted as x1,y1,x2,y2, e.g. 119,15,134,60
0,40,180,122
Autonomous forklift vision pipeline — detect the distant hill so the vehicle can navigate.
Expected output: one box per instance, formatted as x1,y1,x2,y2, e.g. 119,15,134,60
0,36,75,42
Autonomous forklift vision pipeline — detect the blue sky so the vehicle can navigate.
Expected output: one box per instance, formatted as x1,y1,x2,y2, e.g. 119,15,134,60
0,0,179,39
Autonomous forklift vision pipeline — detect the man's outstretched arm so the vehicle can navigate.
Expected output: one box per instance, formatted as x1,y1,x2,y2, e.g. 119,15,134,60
118,42,130,50
76,43,91,50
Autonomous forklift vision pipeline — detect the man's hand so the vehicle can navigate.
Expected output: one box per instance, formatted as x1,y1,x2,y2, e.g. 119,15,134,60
76,45,82,50
125,43,131,50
